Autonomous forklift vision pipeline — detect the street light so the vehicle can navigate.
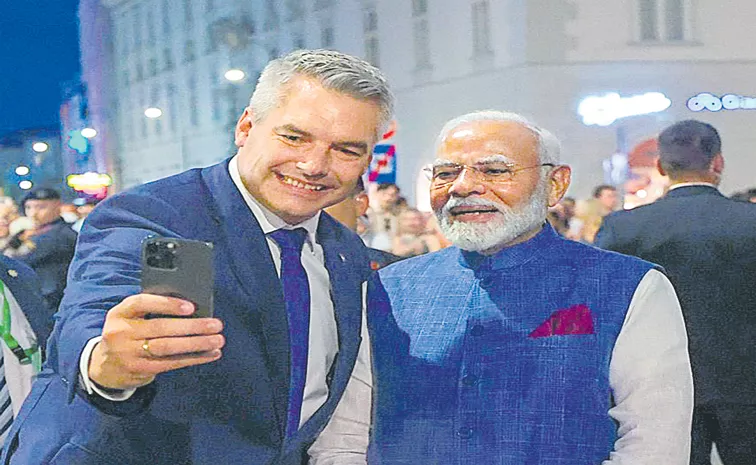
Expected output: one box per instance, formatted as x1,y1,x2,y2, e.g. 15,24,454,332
144,107,163,119
224,68,246,82
32,142,49,153
19,180,33,190
81,127,97,139
15,166,30,176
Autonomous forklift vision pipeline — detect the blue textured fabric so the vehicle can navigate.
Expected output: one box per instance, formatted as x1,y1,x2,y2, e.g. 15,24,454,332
269,228,310,439
368,225,657,465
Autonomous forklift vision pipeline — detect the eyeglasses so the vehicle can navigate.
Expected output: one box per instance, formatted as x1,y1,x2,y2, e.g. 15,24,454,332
423,162,555,187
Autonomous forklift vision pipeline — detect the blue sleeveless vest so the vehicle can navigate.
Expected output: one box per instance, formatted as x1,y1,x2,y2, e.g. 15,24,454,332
368,226,656,464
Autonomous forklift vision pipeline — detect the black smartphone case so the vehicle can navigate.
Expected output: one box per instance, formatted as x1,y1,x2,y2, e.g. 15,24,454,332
141,237,214,318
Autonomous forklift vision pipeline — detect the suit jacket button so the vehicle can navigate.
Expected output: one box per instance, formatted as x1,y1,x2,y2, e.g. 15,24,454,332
470,325,484,337
461,374,478,386
456,427,473,439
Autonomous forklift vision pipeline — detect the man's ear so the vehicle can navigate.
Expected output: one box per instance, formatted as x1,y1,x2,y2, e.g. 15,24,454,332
234,108,255,148
656,157,667,177
355,192,370,217
547,165,571,207
710,153,724,176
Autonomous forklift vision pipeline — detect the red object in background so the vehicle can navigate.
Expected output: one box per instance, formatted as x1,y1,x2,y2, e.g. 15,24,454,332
628,138,659,168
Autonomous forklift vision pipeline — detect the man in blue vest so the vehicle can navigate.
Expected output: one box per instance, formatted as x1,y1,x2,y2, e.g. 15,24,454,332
365,111,694,464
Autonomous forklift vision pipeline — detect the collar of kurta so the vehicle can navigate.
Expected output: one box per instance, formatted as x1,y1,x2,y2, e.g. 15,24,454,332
457,223,558,272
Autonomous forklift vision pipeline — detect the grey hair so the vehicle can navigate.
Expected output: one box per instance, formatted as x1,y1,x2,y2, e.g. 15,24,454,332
435,110,561,165
249,49,395,139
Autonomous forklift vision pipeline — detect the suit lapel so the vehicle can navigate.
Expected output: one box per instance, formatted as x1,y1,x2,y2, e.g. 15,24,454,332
200,161,290,440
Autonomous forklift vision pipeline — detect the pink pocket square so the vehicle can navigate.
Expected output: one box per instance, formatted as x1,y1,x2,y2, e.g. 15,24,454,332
529,304,595,338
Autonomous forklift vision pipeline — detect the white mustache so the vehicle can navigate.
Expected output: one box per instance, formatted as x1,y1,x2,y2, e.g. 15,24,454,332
441,197,506,216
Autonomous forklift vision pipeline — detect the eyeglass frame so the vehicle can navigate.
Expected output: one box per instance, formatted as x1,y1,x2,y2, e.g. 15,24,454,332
423,161,556,187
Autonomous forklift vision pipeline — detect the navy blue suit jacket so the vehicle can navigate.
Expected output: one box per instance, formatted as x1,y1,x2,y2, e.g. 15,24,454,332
596,185,756,405
15,218,77,312
2,160,371,464
0,256,51,350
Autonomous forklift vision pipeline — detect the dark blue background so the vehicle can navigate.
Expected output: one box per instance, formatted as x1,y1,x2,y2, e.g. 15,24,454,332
0,0,81,135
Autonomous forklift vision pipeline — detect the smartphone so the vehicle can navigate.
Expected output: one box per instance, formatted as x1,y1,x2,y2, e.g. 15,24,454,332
141,237,214,318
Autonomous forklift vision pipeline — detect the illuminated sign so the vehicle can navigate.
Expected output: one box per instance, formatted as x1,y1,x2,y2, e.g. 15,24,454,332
67,172,113,192
578,92,671,126
67,130,89,154
687,93,756,112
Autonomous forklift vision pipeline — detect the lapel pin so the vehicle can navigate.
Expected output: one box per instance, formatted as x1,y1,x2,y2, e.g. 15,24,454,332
7,269,18,278
339,253,346,262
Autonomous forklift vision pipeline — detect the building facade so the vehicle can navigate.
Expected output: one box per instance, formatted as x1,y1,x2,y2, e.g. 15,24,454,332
0,127,67,202
83,0,756,204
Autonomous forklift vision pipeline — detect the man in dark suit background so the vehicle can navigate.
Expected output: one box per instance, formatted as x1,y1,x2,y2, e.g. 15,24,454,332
596,120,756,465
2,49,393,465
9,188,77,312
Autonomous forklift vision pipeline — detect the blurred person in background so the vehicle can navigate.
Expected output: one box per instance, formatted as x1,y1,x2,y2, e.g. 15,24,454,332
71,198,100,233
325,178,401,270
0,199,20,252
7,188,77,312
59,203,80,224
391,208,442,258
596,120,756,465
367,183,401,251
593,184,620,217
367,110,692,464
567,198,604,244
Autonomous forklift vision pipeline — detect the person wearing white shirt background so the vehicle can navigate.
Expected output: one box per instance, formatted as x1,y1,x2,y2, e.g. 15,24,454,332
2,49,392,465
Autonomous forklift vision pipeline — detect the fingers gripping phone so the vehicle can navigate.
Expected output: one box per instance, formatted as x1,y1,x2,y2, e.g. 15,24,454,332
141,237,214,318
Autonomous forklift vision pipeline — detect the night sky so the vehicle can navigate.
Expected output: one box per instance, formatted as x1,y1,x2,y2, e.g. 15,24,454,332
0,0,81,136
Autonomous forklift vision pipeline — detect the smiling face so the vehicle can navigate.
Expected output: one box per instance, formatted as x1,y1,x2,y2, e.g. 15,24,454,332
235,76,380,225
431,119,570,253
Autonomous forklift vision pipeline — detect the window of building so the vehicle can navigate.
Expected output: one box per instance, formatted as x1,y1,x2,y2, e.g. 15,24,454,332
151,86,162,136
162,0,171,37
314,0,334,11
321,25,334,48
206,0,214,13
164,48,174,71
146,8,156,46
286,0,304,21
184,40,196,62
184,0,193,26
364,7,378,33
471,0,492,56
638,0,693,42
412,0,427,16
133,6,143,50
167,84,177,133
364,6,380,66
136,62,144,81
188,76,199,127
265,0,279,32
148,58,158,77
413,18,431,69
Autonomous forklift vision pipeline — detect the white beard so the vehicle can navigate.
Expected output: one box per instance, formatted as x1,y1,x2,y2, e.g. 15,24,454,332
435,180,549,253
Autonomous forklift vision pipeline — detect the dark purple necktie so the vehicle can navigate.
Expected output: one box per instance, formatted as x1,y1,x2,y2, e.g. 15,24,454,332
269,228,310,438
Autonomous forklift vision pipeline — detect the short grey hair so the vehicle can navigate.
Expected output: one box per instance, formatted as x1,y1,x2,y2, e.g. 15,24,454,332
435,110,561,165
249,49,395,139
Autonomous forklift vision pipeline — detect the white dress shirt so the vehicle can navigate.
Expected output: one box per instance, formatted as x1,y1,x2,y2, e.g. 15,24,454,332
79,157,371,464
310,268,694,465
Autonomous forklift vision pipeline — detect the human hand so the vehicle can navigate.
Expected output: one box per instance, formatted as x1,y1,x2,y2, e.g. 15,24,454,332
88,294,225,390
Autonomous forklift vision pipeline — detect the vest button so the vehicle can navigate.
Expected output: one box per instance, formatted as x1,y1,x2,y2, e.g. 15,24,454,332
470,325,485,337
461,374,478,386
456,427,473,439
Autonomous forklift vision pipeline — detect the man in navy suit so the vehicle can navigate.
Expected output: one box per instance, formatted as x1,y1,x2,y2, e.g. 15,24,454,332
596,120,756,465
2,49,393,465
